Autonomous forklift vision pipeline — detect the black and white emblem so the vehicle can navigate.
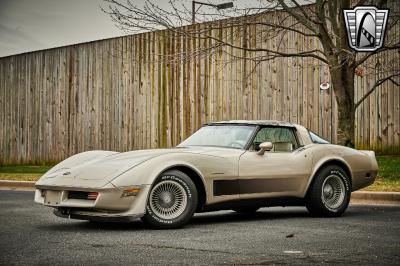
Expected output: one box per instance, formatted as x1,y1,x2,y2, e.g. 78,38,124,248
343,6,389,52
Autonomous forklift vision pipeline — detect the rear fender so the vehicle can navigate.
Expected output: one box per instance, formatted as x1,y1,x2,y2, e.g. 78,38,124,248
302,145,354,198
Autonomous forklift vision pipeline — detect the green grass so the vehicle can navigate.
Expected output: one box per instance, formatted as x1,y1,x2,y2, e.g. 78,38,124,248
363,156,400,192
0,165,53,174
0,156,399,191
0,165,53,181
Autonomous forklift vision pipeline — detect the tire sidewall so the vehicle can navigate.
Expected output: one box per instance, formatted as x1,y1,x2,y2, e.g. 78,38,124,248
317,166,351,214
144,171,197,228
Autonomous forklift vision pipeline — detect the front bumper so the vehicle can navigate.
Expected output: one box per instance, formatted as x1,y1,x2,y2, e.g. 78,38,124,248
34,184,150,220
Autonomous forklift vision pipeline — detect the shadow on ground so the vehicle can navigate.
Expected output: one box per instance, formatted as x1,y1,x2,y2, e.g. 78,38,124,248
35,206,377,232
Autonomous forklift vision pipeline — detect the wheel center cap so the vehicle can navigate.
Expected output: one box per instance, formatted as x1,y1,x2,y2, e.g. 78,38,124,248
159,192,175,208
323,184,334,198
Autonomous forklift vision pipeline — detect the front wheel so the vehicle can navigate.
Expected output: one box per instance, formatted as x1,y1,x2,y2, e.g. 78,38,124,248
141,170,198,229
306,165,351,217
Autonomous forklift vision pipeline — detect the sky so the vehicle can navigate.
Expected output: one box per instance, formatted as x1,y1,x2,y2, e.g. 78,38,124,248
0,0,271,58
0,0,304,58
0,0,123,57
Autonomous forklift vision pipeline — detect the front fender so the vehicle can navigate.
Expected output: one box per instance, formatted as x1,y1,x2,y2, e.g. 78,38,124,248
110,151,241,201
111,157,206,187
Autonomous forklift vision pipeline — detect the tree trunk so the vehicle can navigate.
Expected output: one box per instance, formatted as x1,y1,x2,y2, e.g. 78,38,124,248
336,98,355,147
329,63,356,147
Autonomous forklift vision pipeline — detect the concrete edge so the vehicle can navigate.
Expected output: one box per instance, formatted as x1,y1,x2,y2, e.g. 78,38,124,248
0,180,35,191
0,180,399,205
350,191,400,205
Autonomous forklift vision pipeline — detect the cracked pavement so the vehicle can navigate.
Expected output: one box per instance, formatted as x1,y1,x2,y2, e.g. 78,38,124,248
1,190,399,265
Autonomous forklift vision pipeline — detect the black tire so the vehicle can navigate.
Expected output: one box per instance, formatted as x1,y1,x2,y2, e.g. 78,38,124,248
306,165,351,217
232,206,260,214
141,170,198,229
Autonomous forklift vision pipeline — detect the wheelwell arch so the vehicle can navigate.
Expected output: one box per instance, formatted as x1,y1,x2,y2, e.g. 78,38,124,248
160,165,207,212
306,159,353,196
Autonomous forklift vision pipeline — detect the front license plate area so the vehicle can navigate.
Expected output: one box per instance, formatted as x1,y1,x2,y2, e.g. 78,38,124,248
44,190,62,206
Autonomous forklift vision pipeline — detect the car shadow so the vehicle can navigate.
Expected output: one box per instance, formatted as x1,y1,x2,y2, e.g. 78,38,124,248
36,208,310,231
191,208,311,225
37,206,373,231
37,219,146,232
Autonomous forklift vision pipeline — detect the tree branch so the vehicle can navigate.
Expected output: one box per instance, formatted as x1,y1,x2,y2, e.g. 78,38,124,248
276,0,318,34
355,73,400,109
354,43,400,66
199,32,329,64
192,20,319,38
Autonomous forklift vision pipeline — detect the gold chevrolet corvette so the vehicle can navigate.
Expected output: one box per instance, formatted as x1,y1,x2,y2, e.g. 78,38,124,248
34,120,378,228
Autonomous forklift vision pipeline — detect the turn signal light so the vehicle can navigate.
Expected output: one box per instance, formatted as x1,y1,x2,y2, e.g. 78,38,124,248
121,187,141,197
87,192,98,200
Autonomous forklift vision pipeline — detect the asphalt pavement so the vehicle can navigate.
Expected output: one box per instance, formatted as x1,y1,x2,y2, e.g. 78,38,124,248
0,190,399,265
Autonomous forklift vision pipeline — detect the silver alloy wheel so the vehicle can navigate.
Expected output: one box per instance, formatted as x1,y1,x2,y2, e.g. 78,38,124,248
321,174,346,210
149,180,188,220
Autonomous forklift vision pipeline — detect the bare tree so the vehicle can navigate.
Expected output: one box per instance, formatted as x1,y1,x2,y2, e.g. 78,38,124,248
103,0,399,147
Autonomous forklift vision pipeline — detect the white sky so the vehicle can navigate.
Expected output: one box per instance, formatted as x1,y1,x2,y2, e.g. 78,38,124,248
0,0,305,58
0,0,123,57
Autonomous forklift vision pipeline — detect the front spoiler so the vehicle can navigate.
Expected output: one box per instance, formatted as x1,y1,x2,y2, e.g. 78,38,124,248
54,209,144,222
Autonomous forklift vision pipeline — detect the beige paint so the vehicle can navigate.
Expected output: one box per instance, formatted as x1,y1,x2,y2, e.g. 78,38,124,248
238,149,313,199
35,122,378,221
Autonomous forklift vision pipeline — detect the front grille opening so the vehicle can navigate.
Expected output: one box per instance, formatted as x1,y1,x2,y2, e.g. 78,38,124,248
68,191,89,199
68,191,98,200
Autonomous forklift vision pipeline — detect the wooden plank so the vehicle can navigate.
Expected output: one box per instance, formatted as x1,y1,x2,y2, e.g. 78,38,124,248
149,32,156,148
387,52,394,153
394,64,400,153
381,57,388,153
0,60,5,162
251,22,257,120
0,11,399,164
202,23,210,124
182,28,190,140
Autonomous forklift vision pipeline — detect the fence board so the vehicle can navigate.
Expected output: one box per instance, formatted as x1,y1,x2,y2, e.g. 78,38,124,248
0,11,399,164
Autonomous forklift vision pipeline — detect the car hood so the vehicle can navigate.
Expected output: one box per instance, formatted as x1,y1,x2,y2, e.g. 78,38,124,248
36,146,239,188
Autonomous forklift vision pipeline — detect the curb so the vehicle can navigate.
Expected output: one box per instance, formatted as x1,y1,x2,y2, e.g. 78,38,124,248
0,180,399,205
350,191,400,205
0,180,35,190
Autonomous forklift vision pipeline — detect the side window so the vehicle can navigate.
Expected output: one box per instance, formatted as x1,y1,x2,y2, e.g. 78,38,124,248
253,127,297,152
309,131,330,144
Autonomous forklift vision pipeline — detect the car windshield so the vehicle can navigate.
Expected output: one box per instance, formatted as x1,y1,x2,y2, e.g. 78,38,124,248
178,125,256,149
309,131,330,144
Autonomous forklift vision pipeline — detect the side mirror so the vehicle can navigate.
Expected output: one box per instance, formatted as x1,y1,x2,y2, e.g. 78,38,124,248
257,142,273,155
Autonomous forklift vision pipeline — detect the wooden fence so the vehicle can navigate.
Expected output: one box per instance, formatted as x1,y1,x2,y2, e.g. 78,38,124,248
0,10,399,164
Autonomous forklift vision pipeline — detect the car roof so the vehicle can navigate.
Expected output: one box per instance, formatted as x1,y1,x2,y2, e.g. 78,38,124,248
205,120,295,127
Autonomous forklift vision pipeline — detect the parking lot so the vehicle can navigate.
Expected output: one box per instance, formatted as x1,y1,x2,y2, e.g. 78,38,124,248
0,190,399,265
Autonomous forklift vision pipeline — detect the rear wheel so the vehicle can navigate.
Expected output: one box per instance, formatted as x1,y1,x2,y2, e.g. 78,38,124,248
306,165,351,217
141,170,198,229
